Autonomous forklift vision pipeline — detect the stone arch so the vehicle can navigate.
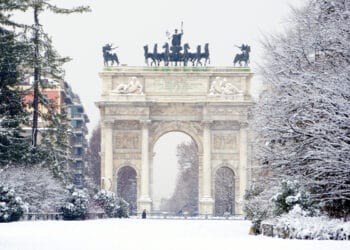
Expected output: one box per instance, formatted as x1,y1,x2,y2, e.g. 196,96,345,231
150,121,203,154
98,67,254,215
116,165,138,215
214,166,236,216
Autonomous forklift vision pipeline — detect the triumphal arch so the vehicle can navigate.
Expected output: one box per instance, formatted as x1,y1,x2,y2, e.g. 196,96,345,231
97,66,254,215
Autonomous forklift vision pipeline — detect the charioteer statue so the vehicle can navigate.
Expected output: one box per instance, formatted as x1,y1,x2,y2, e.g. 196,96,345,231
103,43,120,66
143,23,210,67
170,28,183,61
233,44,251,67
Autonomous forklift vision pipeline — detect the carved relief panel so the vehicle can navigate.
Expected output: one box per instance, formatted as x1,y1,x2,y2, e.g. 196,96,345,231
115,132,141,152
212,132,238,153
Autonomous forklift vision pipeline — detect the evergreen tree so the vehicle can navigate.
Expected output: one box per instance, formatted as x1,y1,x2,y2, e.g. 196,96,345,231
0,27,31,166
1,1,90,175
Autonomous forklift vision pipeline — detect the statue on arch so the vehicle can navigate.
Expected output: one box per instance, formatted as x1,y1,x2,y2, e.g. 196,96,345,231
171,28,183,47
103,43,120,66
233,43,250,67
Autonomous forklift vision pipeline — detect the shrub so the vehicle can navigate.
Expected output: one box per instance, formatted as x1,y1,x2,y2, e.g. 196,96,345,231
272,206,350,240
0,185,27,222
60,186,89,220
271,180,315,216
244,183,273,233
94,190,129,218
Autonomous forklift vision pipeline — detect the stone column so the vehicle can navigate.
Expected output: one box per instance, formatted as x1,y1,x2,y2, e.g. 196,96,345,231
199,120,214,215
238,122,248,215
101,121,113,191
138,120,152,213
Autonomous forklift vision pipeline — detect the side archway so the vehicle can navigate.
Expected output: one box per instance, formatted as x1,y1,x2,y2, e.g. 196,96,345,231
116,166,138,215
214,166,235,216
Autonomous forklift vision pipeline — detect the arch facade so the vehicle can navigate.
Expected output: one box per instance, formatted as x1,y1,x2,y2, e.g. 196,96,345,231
97,67,254,215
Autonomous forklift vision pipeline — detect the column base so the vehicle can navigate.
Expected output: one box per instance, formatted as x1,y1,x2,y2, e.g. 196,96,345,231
138,197,152,213
199,197,214,215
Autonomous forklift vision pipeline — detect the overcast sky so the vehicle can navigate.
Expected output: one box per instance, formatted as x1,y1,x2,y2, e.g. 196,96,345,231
19,0,307,133
16,0,306,203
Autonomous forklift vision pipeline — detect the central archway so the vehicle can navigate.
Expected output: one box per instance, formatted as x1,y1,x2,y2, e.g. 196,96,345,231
151,131,199,215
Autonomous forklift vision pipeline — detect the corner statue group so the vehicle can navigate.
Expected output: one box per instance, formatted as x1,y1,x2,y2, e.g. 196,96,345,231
233,44,250,67
103,43,119,66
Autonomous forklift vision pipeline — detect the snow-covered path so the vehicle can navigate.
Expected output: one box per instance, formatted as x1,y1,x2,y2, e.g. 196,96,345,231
0,219,349,250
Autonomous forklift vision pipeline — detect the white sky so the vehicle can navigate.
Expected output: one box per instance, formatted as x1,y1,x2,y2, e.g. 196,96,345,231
152,132,192,209
16,0,307,133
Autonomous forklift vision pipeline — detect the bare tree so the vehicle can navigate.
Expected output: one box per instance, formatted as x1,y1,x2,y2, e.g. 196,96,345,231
215,167,235,216
86,124,101,186
251,0,350,218
161,141,198,215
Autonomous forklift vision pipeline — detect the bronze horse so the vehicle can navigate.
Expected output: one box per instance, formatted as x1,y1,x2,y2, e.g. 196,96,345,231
103,44,119,66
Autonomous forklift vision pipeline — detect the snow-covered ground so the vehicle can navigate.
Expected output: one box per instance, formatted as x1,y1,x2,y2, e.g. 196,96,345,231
0,219,349,250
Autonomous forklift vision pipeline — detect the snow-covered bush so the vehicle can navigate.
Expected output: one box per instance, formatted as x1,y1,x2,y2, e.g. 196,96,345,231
271,206,350,240
94,190,129,218
0,185,27,222
60,186,89,220
271,180,315,216
0,165,67,213
244,182,274,233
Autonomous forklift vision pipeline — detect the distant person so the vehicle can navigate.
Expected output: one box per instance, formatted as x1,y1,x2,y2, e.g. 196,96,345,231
142,209,147,219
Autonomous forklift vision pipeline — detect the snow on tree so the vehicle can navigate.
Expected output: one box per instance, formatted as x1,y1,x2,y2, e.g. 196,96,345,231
161,141,198,215
86,124,101,186
214,167,235,216
60,185,89,220
116,166,137,215
94,190,129,218
0,27,31,166
0,165,68,213
0,1,90,176
251,0,350,219
0,184,27,222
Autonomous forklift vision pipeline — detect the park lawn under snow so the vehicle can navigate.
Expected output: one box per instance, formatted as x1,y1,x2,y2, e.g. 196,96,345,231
0,219,349,250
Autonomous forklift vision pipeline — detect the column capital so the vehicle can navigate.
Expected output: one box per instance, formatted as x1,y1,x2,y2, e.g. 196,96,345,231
239,121,249,129
102,120,114,128
140,119,151,128
201,120,213,128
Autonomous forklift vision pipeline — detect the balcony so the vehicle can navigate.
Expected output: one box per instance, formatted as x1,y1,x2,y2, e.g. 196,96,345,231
70,113,84,120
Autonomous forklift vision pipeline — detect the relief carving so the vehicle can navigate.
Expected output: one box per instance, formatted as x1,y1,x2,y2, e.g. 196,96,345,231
105,107,148,115
150,121,202,136
208,107,245,116
115,120,141,130
115,134,140,149
213,134,237,150
112,76,143,94
211,121,240,130
209,77,242,95
115,153,141,160
151,105,201,116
